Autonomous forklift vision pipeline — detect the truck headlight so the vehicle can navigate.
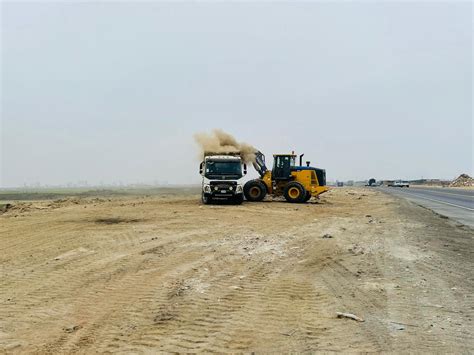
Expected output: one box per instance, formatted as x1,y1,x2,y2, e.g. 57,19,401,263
204,185,211,193
236,185,243,193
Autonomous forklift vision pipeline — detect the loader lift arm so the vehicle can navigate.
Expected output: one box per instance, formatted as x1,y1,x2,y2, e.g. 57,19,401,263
253,150,268,177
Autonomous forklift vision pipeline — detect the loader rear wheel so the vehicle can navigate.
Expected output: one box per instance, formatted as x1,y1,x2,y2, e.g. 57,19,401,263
284,182,306,203
244,180,267,202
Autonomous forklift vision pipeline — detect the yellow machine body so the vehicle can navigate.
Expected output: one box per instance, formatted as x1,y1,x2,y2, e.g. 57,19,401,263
244,151,329,203
260,169,329,198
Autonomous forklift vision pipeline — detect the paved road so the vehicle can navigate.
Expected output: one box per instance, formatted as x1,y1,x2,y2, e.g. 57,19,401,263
379,186,474,228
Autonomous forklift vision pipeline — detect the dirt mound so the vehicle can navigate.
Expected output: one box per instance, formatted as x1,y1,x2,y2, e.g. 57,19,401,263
450,174,474,187
0,198,111,217
6,202,35,214
0,203,13,214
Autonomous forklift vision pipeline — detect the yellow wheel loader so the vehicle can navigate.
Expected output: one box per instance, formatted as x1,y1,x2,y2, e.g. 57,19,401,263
244,151,328,203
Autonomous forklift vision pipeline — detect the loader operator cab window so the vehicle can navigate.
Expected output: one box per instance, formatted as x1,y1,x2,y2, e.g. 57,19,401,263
273,155,295,180
205,160,242,180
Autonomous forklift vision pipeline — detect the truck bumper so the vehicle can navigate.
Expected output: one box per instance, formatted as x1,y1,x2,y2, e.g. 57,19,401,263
210,191,242,199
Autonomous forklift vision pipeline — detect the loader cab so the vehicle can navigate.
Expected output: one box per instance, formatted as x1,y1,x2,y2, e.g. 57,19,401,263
272,154,296,180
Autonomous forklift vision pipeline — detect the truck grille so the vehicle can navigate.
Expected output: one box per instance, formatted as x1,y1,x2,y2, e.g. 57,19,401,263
210,181,237,190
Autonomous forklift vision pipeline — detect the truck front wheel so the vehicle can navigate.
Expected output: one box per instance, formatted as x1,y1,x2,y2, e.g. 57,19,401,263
202,193,212,205
233,194,244,205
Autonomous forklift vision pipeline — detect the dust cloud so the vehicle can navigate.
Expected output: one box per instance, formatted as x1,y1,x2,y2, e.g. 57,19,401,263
194,129,257,163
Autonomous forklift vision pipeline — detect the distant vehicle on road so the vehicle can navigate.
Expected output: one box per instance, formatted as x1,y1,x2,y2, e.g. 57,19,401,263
392,180,410,188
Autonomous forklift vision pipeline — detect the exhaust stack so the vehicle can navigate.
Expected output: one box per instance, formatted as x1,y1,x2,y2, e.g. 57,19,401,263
299,154,304,166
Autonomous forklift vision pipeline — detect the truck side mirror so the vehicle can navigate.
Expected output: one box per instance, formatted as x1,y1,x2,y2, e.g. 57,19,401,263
243,164,247,175
199,162,203,175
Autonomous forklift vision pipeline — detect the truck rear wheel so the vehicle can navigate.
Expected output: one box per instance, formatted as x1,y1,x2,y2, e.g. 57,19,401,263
244,180,267,202
284,182,306,203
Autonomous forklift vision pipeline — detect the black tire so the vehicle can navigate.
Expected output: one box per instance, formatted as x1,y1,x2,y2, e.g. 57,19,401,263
244,180,267,202
303,191,312,202
233,194,244,205
202,192,212,205
284,182,306,203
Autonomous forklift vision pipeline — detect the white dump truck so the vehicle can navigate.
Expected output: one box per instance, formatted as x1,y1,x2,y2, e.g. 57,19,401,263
199,153,247,204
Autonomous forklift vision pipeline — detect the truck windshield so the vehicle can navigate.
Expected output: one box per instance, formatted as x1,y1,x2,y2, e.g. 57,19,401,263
205,161,242,179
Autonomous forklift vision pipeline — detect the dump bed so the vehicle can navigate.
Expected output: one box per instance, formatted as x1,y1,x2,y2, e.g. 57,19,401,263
203,151,241,159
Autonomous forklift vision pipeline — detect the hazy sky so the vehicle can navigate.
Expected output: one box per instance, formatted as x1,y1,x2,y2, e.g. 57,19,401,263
1,1,472,187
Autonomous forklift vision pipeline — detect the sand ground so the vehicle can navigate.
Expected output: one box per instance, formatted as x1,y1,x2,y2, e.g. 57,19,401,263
1,188,473,353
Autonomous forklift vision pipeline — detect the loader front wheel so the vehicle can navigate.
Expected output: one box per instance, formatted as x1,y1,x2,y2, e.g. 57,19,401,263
303,191,312,202
284,182,306,203
244,180,267,202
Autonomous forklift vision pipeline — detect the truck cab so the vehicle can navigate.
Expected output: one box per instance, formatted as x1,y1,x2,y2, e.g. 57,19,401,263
199,154,247,204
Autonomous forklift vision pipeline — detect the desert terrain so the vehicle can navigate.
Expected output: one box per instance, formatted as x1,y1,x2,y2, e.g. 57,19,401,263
1,188,473,353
